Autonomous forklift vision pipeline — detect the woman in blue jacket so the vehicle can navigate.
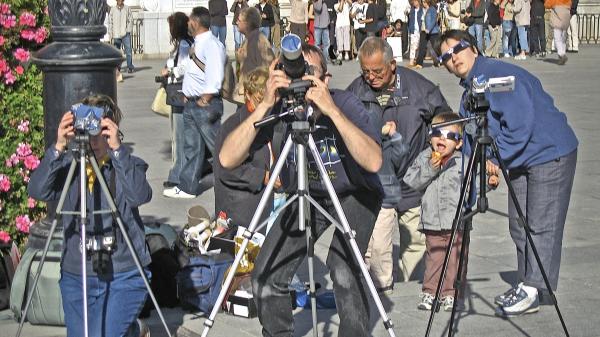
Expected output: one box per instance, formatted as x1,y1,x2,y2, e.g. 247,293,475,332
413,0,440,68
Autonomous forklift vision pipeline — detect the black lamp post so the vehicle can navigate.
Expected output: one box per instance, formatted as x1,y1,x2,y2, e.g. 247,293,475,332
29,0,123,248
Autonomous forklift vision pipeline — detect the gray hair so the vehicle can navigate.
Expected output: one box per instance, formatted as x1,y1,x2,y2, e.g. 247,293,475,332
358,37,395,64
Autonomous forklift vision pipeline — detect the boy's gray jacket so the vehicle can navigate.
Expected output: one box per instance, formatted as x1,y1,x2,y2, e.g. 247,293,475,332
403,147,462,231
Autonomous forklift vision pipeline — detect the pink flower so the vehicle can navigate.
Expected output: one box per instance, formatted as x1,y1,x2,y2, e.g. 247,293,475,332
16,142,32,157
13,48,30,63
0,231,10,243
0,35,4,46
0,174,10,192
15,215,31,233
0,4,10,15
4,70,15,85
23,155,40,170
18,168,30,183
18,11,36,27
17,119,29,132
0,14,16,28
0,58,8,73
15,65,24,75
20,29,35,41
28,197,36,209
5,153,19,167
34,27,47,43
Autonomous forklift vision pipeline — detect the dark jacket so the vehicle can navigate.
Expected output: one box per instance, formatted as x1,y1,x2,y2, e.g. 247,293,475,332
209,0,228,26
459,56,578,169
408,7,424,34
531,0,546,17
346,67,451,212
466,0,486,24
256,2,275,27
28,146,152,276
231,0,249,25
487,2,502,27
213,106,279,227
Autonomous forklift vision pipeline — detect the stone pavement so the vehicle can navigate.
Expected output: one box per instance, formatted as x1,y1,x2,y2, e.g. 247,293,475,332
2,47,599,337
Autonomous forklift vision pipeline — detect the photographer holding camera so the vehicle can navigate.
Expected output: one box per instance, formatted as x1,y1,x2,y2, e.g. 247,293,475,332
28,94,152,337
435,29,578,317
220,43,383,337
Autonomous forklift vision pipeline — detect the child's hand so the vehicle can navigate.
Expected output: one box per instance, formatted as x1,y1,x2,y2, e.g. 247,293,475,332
430,151,442,169
100,118,121,150
488,174,500,189
56,111,75,152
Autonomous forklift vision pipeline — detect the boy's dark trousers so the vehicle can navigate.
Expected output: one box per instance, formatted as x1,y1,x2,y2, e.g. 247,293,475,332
529,15,546,54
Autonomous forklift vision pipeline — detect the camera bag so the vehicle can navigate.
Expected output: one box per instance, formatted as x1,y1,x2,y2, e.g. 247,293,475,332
165,39,191,107
0,242,16,310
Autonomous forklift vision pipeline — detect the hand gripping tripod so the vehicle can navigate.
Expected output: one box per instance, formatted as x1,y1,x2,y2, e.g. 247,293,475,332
16,134,172,337
200,108,397,337
423,96,570,337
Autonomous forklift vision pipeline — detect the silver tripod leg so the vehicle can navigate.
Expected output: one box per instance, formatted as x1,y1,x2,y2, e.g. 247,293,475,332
306,135,397,337
79,143,90,337
87,155,173,337
201,135,296,337
15,158,78,337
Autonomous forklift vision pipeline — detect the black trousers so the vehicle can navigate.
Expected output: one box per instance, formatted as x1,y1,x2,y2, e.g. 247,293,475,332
529,15,546,54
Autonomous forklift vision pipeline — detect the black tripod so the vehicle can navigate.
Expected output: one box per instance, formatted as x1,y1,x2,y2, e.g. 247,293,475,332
424,104,570,337
200,106,397,337
16,134,172,337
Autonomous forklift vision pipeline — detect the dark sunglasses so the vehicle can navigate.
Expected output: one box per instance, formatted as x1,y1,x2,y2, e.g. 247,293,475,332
438,40,471,64
429,128,462,141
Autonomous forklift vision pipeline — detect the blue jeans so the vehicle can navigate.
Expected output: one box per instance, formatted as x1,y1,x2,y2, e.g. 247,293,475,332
179,98,223,195
508,150,577,291
233,25,245,50
167,107,185,185
60,268,150,337
259,26,271,43
252,192,381,337
468,24,484,52
502,20,515,56
314,27,330,63
517,25,529,53
113,33,133,71
210,25,227,46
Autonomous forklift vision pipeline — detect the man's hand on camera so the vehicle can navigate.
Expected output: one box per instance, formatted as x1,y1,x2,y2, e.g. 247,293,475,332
56,111,75,153
303,74,339,117
259,60,291,113
101,118,121,150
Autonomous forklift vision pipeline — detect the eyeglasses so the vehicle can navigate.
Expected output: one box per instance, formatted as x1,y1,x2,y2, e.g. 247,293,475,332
360,67,386,78
438,40,471,64
429,128,462,141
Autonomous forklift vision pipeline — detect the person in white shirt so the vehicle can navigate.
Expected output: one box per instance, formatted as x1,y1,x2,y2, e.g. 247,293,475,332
389,0,411,57
163,7,226,199
350,0,369,54
335,0,352,60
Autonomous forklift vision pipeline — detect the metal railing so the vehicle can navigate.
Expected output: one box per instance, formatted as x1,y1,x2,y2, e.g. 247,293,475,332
579,14,600,44
132,18,144,54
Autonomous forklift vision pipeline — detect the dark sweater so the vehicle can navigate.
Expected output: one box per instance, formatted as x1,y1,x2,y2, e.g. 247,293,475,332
209,0,228,26
256,2,275,27
487,2,502,27
460,56,578,169
531,0,545,17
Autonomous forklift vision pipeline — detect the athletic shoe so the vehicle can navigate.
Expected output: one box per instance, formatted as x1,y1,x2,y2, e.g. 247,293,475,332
494,283,522,306
495,288,539,317
558,55,568,65
163,186,197,199
514,54,526,60
137,319,151,337
418,292,435,310
442,296,454,311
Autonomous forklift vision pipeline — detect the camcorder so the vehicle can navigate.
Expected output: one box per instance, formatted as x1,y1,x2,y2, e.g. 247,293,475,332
71,103,106,136
465,75,515,113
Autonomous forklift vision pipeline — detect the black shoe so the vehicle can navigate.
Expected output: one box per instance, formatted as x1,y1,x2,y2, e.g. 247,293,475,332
163,181,177,188
127,68,134,73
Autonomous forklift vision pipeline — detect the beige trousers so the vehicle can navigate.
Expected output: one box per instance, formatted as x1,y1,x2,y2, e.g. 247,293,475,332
365,207,397,289
398,206,426,282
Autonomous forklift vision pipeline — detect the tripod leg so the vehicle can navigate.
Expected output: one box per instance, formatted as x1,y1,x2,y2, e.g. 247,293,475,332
447,224,471,337
425,141,481,337
16,158,78,337
490,141,570,337
88,156,173,337
306,136,396,337
201,135,295,337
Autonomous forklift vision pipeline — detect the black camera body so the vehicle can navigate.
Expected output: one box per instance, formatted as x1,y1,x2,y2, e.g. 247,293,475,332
155,75,168,86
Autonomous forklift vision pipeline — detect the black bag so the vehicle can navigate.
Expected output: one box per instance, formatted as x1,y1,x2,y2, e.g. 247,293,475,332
165,82,185,107
0,242,15,310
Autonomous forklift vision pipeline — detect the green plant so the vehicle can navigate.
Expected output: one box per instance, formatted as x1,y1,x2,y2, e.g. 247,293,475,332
0,0,49,247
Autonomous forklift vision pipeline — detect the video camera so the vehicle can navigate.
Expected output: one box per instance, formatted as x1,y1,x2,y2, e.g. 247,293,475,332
71,103,106,136
465,75,515,114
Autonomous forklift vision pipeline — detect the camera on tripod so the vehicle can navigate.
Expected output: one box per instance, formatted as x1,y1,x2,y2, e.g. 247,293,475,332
276,34,315,115
71,104,106,136
465,75,515,114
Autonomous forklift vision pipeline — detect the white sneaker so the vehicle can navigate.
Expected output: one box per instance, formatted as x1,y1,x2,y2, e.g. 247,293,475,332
163,186,197,199
344,53,350,61
418,292,435,310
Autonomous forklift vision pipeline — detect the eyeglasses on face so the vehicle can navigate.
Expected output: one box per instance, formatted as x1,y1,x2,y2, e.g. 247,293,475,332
429,128,462,141
360,67,386,78
438,40,471,64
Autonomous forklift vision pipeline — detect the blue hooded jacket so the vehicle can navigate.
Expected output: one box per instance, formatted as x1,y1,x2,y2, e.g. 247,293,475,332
459,56,578,169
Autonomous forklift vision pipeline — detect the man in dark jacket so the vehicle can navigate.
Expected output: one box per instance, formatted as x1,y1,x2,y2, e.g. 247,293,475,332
347,37,451,284
209,0,228,45
256,0,275,42
436,29,578,317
